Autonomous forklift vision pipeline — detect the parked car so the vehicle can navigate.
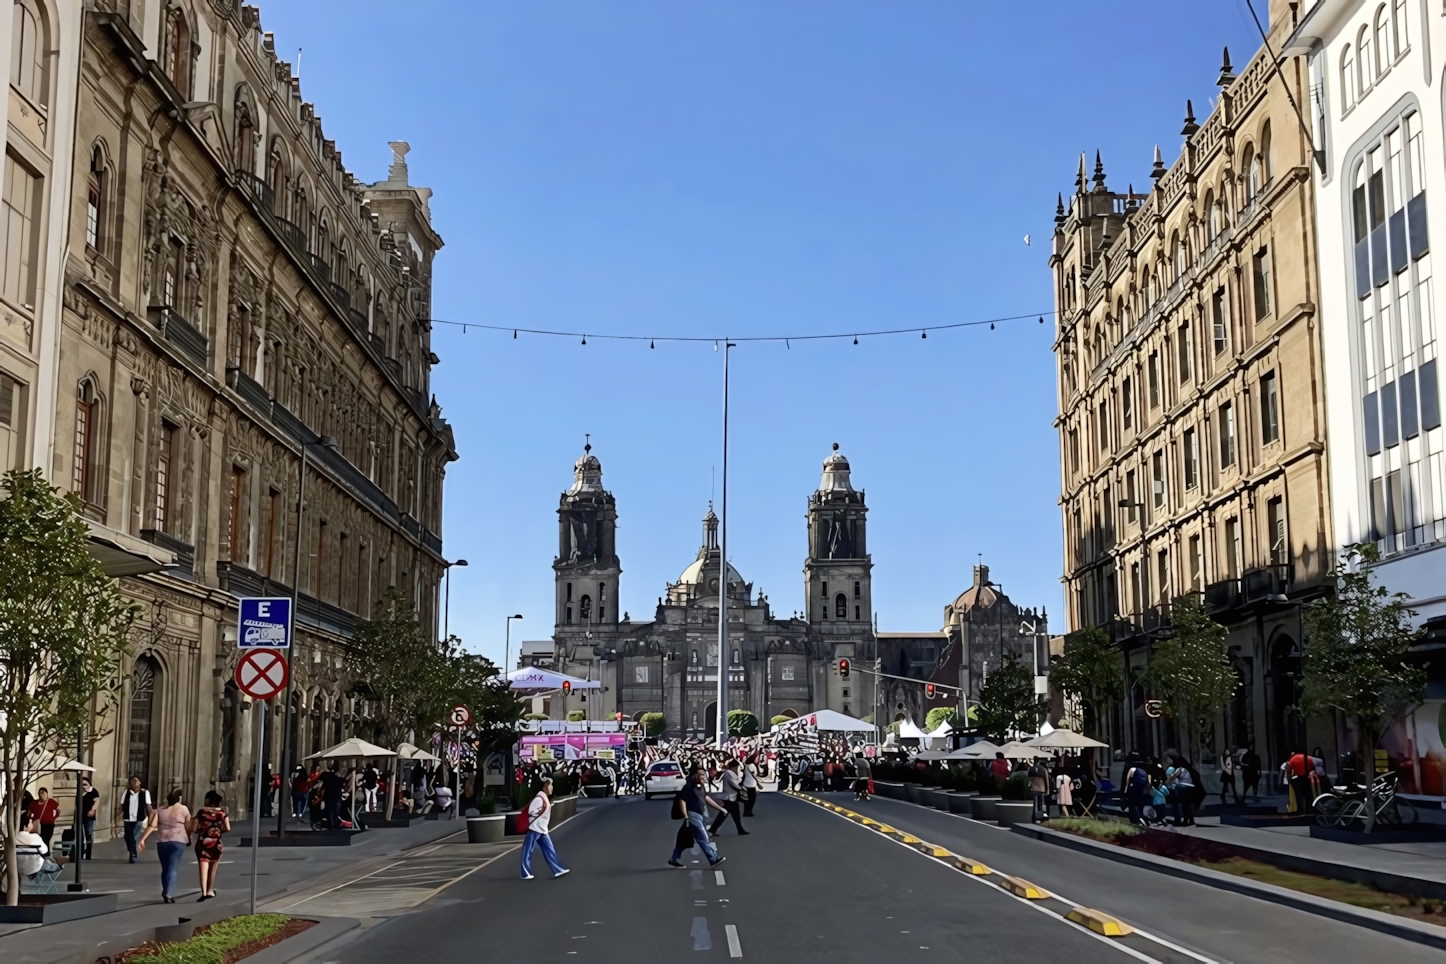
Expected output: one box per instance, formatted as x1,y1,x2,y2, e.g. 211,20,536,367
644,760,685,799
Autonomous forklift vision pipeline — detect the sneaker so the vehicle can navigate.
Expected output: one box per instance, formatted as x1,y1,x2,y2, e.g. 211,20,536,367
710,856,727,867
554,869,571,878
738,830,751,835
668,860,685,867
520,873,535,880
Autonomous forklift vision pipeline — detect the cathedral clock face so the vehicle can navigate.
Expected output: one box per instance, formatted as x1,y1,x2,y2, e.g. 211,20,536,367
709,578,719,591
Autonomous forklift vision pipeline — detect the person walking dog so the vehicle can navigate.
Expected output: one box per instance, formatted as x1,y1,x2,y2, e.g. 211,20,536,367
519,777,569,880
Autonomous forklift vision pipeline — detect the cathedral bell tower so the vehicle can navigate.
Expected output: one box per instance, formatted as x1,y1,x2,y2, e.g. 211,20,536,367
804,444,871,629
554,442,621,657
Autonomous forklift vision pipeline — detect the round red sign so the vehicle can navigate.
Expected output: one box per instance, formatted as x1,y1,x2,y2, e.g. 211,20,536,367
235,648,289,701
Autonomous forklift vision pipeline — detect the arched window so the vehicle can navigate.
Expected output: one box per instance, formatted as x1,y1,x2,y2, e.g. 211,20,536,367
1374,5,1389,74
74,379,97,500
164,8,191,96
1341,45,1355,112
1171,231,1185,281
10,0,47,104
834,593,847,618
1259,123,1272,186
1393,0,1409,57
234,97,256,173
266,140,286,215
86,146,107,253
127,656,161,792
1358,25,1372,93
1203,191,1216,242
1243,145,1259,203
218,682,239,782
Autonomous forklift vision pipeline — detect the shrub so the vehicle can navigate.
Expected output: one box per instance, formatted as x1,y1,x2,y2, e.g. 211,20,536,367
727,709,760,737
566,710,586,722
1000,773,1032,801
525,713,548,721
770,714,790,726
129,914,293,964
640,712,667,736
476,791,497,815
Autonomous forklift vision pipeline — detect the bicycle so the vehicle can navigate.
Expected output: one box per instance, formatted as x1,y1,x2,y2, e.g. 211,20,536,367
1313,772,1417,829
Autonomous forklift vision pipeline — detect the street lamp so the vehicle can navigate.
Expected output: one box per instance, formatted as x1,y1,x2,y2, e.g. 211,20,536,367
444,559,469,643
277,433,337,840
505,613,523,674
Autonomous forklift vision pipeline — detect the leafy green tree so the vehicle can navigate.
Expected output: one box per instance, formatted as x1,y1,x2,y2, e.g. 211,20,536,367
0,470,137,903
975,653,1045,741
438,646,525,762
566,710,587,722
924,707,963,732
1049,626,1124,735
1146,593,1237,761
769,714,790,727
640,712,667,736
1302,544,1425,828
727,709,759,737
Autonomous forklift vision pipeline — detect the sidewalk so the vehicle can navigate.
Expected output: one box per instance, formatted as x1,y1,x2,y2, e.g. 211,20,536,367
0,812,472,964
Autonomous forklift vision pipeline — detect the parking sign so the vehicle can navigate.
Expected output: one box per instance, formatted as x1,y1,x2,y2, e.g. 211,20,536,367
238,597,292,649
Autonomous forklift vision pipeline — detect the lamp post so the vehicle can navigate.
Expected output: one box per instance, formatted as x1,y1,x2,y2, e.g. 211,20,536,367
717,339,734,748
444,559,469,642
277,433,337,841
505,613,524,674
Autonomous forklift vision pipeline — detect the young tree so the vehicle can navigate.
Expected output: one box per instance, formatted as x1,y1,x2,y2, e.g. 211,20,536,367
975,653,1045,741
727,709,760,737
1301,544,1425,829
924,706,963,733
0,470,137,904
641,712,667,736
1146,593,1237,761
1049,625,1124,734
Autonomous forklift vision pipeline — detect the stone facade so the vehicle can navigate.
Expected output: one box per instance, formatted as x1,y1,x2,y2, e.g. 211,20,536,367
41,1,454,833
1050,0,1334,767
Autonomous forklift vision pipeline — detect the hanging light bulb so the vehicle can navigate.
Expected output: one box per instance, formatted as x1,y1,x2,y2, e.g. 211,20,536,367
921,330,927,339
1038,316,1045,325
853,335,858,345
990,323,995,330
512,329,516,338
650,339,655,349
582,334,587,345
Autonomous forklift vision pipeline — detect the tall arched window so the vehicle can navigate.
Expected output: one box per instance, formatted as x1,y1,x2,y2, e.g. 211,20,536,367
86,146,107,253
74,379,97,500
1393,0,1409,57
1171,232,1185,282
234,98,256,173
127,657,161,792
10,0,47,104
266,140,286,215
1341,45,1356,113
1244,145,1260,202
218,682,239,782
1258,124,1272,186
164,8,191,96
1204,191,1217,241
1374,5,1389,74
834,593,847,618
1358,25,1372,93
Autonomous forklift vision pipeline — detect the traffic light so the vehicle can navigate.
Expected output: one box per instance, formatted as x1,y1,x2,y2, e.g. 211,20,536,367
838,658,850,679
925,683,936,700
562,680,572,695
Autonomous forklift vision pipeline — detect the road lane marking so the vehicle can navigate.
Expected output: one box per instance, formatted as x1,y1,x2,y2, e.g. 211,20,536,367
691,916,712,951
725,923,743,957
715,870,726,885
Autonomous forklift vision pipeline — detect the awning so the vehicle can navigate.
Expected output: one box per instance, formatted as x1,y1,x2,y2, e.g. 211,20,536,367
507,668,601,691
86,521,175,577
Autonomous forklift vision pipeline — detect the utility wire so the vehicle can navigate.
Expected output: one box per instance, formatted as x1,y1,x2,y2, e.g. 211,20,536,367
423,310,1055,344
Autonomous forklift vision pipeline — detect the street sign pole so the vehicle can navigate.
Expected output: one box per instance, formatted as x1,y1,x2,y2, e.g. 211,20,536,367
250,699,265,914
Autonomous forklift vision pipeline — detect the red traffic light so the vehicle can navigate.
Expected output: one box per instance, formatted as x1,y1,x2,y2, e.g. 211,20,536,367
925,683,936,699
562,680,572,695
838,658,850,679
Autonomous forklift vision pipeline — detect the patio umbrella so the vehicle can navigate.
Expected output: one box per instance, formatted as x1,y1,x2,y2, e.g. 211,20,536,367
1025,729,1109,750
948,740,1002,760
396,742,442,763
998,740,1050,759
305,737,397,760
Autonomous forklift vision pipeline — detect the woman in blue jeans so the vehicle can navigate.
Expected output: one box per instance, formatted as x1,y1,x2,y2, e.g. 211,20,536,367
138,788,192,903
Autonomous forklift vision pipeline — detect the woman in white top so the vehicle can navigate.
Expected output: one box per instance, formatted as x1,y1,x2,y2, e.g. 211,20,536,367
741,759,760,816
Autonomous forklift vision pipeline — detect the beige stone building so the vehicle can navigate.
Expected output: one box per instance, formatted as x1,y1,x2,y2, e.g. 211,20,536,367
1050,1,1335,768
30,0,455,830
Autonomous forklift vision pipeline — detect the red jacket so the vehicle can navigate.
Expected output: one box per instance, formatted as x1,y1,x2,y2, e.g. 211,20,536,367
29,798,60,826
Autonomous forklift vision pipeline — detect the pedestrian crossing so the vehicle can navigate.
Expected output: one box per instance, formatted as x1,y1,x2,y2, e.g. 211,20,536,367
270,842,515,918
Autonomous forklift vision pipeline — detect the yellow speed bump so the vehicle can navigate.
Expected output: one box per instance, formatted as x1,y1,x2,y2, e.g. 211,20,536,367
954,856,991,875
1067,907,1133,937
875,824,897,834
917,844,954,859
893,832,922,845
999,875,1050,899
861,818,879,826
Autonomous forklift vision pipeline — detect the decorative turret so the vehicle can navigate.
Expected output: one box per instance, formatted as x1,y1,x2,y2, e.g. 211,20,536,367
1181,100,1199,137
1216,47,1236,87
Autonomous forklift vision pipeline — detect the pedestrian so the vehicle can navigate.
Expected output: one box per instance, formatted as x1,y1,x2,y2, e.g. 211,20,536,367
1054,765,1074,817
189,790,230,901
741,757,760,816
1285,748,1314,814
15,814,63,880
668,766,726,869
854,753,873,801
319,764,344,829
1241,744,1262,802
1165,756,1197,826
137,788,191,903
1027,759,1049,820
708,760,749,836
519,777,569,879
990,752,1010,789
792,755,808,792
29,788,60,846
434,782,454,818
119,776,153,863
81,779,99,859
260,764,274,818
1218,747,1238,806
290,766,309,819
1123,759,1149,825
364,764,380,813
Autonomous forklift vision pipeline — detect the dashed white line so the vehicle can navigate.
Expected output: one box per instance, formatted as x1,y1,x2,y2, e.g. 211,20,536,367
715,870,727,886
725,923,743,958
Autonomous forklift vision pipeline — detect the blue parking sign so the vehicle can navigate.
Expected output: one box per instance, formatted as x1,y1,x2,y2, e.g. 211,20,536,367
238,597,292,649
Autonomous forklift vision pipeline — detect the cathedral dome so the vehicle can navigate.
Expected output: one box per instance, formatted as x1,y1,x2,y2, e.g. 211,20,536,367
675,556,745,593
818,443,854,494
949,564,1000,617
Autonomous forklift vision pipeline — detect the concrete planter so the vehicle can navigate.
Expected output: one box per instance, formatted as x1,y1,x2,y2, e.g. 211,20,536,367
907,784,935,805
970,796,1001,821
947,791,978,815
996,801,1037,827
930,789,952,811
876,781,903,800
467,814,505,843
0,892,118,924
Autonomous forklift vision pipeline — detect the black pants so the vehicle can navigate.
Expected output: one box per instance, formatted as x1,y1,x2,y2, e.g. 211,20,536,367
742,788,757,816
1291,776,1314,813
709,799,745,835
1242,772,1259,800
1220,773,1238,805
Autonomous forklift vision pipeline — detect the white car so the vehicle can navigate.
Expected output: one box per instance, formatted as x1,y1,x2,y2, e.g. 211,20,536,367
643,760,685,799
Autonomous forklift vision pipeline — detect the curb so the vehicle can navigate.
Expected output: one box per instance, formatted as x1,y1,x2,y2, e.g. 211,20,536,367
1011,823,1446,953
244,917,361,964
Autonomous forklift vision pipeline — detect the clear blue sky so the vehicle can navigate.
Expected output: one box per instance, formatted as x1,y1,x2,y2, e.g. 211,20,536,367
262,2,1264,664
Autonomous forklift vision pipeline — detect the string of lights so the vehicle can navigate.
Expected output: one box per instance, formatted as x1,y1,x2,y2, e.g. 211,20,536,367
422,310,1055,346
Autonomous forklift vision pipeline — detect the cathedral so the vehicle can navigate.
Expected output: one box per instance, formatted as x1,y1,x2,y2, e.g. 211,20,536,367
543,444,877,739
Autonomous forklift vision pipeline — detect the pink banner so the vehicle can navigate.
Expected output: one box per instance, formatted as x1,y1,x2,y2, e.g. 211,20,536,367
519,733,627,761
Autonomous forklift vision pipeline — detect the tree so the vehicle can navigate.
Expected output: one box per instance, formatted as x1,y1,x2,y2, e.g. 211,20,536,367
640,712,667,736
0,470,137,903
769,714,790,727
1049,626,1124,735
1302,544,1425,828
1146,593,1237,761
437,647,525,764
566,710,586,722
924,706,963,732
975,653,1045,741
727,709,759,737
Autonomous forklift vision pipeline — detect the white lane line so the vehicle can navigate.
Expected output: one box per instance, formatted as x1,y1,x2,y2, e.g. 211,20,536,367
725,923,743,958
715,870,726,886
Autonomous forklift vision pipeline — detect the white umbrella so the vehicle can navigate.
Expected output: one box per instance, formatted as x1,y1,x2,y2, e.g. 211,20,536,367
305,737,396,760
396,742,442,763
949,740,1002,760
998,740,1050,759
1025,729,1109,750
48,759,96,773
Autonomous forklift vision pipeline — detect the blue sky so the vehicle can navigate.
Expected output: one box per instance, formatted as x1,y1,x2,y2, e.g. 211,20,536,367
261,2,1263,664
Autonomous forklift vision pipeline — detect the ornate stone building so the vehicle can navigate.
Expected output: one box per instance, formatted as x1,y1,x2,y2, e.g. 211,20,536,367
544,445,878,738
1051,0,1333,766
47,1,454,831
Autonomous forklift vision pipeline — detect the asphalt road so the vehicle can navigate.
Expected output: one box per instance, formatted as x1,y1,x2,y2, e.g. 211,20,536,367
332,791,1442,963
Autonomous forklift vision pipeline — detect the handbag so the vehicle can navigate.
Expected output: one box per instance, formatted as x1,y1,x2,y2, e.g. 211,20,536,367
671,795,686,820
675,821,694,850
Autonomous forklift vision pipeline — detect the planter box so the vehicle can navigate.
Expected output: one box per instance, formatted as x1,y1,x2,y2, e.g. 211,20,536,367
970,796,1001,821
996,801,1037,827
467,814,506,843
947,791,978,815
359,811,423,827
0,892,118,924
930,789,952,811
875,781,903,800
907,784,936,805
582,785,611,798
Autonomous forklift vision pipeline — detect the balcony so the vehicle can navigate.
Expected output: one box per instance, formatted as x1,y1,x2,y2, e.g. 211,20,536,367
147,306,207,367
226,367,272,415
328,282,350,311
234,169,274,216
141,528,194,574
1203,578,1240,615
273,217,307,255
307,253,332,284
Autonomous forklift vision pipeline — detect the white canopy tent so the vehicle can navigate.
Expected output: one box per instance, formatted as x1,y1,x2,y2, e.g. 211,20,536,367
926,721,954,739
507,668,602,691
773,709,875,733
896,719,929,740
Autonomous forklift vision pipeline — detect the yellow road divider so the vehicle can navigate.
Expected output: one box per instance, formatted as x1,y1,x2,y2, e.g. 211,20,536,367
1066,907,1133,937
917,844,954,859
954,856,991,875
998,875,1050,899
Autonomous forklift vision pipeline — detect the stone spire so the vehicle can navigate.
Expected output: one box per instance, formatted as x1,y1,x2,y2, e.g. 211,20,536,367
1216,47,1236,87
1181,100,1199,137
1092,150,1107,191
1151,144,1167,181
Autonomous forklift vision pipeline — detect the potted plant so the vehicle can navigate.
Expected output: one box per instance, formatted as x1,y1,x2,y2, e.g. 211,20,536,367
995,773,1036,826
